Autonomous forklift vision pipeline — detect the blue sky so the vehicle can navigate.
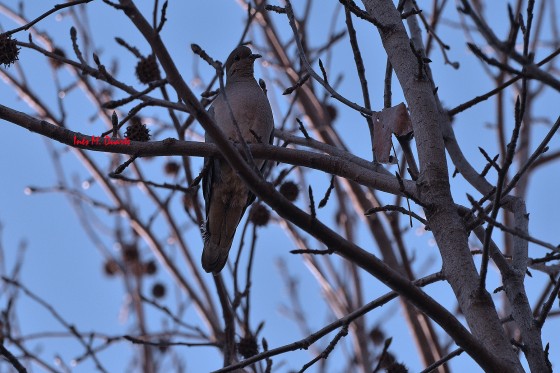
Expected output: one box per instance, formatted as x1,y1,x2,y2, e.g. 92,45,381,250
1,1,559,372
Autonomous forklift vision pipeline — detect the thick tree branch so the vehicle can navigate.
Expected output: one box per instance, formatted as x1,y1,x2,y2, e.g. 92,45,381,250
0,103,415,198
360,0,522,371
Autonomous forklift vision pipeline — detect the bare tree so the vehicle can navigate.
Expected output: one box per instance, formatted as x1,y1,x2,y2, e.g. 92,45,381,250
0,0,559,372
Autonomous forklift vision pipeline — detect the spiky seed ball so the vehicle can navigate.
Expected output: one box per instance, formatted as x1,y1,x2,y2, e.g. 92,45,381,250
49,47,66,69
152,283,166,298
158,339,169,353
237,335,258,359
0,34,20,68
122,244,139,262
164,161,180,176
125,121,150,142
130,116,142,126
135,54,160,84
279,181,299,202
325,104,338,121
103,259,120,277
144,260,157,275
250,203,270,226
369,327,385,346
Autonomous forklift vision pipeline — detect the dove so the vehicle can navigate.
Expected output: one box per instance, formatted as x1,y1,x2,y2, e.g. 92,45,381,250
201,46,274,274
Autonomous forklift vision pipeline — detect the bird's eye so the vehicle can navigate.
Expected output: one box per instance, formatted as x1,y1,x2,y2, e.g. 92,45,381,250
234,55,240,61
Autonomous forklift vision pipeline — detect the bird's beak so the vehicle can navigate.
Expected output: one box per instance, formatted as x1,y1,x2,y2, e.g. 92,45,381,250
250,53,262,60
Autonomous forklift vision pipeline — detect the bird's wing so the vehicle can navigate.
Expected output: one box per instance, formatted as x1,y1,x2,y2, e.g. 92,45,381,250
202,106,217,225
243,127,274,209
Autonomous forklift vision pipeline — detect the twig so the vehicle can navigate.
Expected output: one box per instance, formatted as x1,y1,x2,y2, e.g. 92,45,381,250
213,275,236,367
109,173,195,194
3,0,93,36
503,115,560,197
479,96,523,292
318,175,335,208
282,0,375,116
156,0,168,33
212,272,444,372
467,42,522,76
365,205,427,226
308,186,316,219
0,344,27,373
1,276,109,373
478,147,501,173
290,248,334,255
123,335,215,348
70,26,87,65
115,36,143,58
191,43,222,71
372,337,392,373
283,73,310,95
344,5,376,161
113,154,138,175
297,324,348,372
467,195,558,252
139,294,206,334
536,274,560,328
419,347,464,373
448,47,560,115
296,118,311,140
384,59,393,108
265,5,286,14
103,79,167,109
338,0,386,29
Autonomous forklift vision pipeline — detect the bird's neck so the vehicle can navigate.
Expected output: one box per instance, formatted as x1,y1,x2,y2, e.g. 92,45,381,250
227,70,255,84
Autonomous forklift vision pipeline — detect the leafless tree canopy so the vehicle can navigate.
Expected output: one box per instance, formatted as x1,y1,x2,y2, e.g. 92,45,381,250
0,0,559,372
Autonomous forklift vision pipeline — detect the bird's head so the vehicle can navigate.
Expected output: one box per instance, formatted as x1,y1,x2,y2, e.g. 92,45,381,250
224,45,261,81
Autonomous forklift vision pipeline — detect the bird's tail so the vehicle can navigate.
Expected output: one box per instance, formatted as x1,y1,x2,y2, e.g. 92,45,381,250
201,240,231,275
201,202,245,274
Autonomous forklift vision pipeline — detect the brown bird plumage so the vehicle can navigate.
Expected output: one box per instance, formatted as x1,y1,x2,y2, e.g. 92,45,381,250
201,46,274,274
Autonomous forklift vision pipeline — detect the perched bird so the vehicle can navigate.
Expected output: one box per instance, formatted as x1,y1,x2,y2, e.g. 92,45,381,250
201,46,274,274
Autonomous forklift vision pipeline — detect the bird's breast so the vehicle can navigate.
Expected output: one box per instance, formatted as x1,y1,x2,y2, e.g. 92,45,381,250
212,81,274,142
